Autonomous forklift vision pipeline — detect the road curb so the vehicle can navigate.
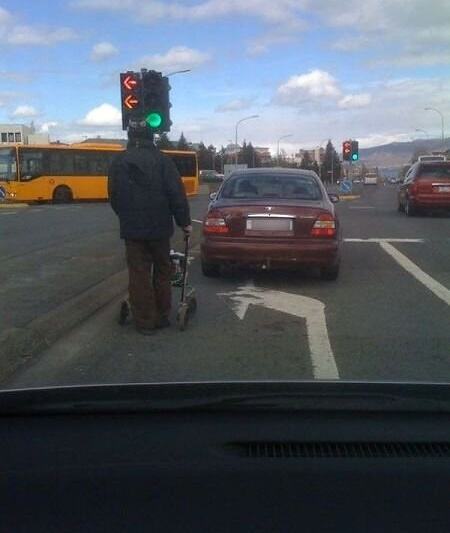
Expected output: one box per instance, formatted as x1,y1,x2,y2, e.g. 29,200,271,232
339,195,360,201
0,203,29,209
0,228,202,385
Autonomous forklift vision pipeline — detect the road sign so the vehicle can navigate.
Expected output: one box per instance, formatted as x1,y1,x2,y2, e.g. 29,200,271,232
340,179,353,194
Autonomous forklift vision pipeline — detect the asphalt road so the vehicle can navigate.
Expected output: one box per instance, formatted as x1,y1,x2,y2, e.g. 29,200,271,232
0,195,206,334
5,184,450,387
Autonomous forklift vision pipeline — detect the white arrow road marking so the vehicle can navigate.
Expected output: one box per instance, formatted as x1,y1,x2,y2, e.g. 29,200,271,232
379,241,450,307
219,282,339,380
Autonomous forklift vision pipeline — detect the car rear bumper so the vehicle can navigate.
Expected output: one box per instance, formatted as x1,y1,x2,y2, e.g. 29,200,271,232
201,238,340,268
411,194,450,209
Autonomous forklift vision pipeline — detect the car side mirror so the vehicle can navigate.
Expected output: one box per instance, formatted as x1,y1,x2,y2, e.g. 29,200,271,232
328,193,339,203
209,192,217,201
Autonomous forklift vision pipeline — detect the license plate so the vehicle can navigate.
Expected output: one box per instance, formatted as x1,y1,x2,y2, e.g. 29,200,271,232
437,186,450,193
246,218,293,231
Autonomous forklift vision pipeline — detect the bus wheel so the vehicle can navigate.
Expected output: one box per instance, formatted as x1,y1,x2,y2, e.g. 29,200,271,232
53,185,73,204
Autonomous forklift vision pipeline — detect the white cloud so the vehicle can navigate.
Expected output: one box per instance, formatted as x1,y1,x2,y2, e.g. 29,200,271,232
138,46,211,73
0,6,77,46
338,93,372,109
216,98,253,113
12,105,40,118
275,70,341,106
78,103,122,126
73,0,308,54
90,42,119,62
39,122,58,133
7,26,77,46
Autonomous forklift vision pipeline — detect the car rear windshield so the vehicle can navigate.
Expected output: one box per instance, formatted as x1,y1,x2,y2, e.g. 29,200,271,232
222,174,322,200
419,164,450,179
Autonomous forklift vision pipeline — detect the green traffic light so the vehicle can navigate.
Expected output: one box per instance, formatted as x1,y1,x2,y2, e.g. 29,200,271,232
352,153,358,161
145,112,162,128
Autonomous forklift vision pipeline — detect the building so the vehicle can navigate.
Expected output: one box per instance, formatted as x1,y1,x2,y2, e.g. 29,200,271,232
0,123,50,145
295,147,324,165
0,124,33,145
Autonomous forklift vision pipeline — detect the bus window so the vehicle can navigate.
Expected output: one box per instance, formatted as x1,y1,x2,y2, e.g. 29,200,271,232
49,150,74,175
19,150,47,180
88,153,109,175
0,148,17,181
169,154,196,177
73,153,89,175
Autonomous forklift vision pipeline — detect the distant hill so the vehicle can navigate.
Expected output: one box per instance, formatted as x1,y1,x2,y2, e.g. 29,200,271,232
360,138,449,167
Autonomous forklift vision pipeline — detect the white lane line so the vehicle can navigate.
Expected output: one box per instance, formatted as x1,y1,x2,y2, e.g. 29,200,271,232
345,238,424,243
0,211,17,216
348,206,375,210
219,282,339,380
379,241,450,307
192,219,203,224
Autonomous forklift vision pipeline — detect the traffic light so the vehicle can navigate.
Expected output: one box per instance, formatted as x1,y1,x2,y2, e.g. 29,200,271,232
343,140,351,161
351,140,359,161
120,72,141,130
141,70,172,133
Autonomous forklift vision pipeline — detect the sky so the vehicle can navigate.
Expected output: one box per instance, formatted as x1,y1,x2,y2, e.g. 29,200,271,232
0,0,449,154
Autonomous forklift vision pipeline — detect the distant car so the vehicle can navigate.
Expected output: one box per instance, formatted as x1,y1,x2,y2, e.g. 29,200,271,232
398,161,450,216
364,174,377,185
353,179,362,184
201,168,341,280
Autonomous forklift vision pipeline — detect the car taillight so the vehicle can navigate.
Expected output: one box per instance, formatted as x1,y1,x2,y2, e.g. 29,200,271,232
311,213,336,238
203,215,229,234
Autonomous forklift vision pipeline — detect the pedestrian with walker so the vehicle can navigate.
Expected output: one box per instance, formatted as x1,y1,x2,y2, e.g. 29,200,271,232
108,121,192,335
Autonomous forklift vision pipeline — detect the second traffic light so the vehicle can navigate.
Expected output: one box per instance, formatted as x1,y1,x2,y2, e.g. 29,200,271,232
351,140,359,161
342,139,359,161
142,70,172,134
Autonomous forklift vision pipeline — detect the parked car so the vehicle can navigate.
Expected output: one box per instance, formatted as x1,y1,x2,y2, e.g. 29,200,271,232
201,168,341,280
398,161,450,216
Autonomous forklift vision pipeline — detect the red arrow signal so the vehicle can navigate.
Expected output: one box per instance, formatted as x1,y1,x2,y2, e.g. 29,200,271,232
123,75,138,91
124,94,139,109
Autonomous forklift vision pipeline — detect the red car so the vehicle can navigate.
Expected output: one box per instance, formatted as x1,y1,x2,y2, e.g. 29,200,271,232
201,168,341,280
398,161,450,216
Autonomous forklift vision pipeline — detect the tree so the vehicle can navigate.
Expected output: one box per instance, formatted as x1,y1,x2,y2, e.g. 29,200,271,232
300,151,314,170
207,144,216,170
177,132,189,151
312,160,320,175
320,140,341,183
156,132,172,150
196,142,210,170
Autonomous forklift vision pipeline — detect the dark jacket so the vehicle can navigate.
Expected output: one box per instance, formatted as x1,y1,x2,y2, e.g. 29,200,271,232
108,140,191,240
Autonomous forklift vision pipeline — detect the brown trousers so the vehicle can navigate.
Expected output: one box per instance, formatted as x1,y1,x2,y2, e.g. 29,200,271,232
125,239,172,330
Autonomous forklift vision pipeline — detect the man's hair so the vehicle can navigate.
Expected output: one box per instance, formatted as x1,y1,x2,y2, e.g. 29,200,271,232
127,121,154,146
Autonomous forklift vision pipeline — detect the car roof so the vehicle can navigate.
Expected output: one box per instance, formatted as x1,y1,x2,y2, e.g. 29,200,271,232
228,168,319,178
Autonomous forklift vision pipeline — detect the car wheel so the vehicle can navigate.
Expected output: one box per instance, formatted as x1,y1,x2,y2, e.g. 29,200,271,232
405,198,416,217
52,185,73,204
320,263,340,281
201,260,220,277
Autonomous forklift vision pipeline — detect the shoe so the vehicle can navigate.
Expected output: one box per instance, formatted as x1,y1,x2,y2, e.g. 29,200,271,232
136,327,156,336
156,318,171,329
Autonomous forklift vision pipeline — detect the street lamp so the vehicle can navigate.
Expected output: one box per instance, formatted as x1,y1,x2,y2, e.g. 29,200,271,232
235,115,259,166
424,107,445,146
277,134,293,165
165,69,191,77
415,128,429,139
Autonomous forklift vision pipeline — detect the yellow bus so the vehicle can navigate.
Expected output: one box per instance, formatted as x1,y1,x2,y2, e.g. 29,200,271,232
0,143,198,203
